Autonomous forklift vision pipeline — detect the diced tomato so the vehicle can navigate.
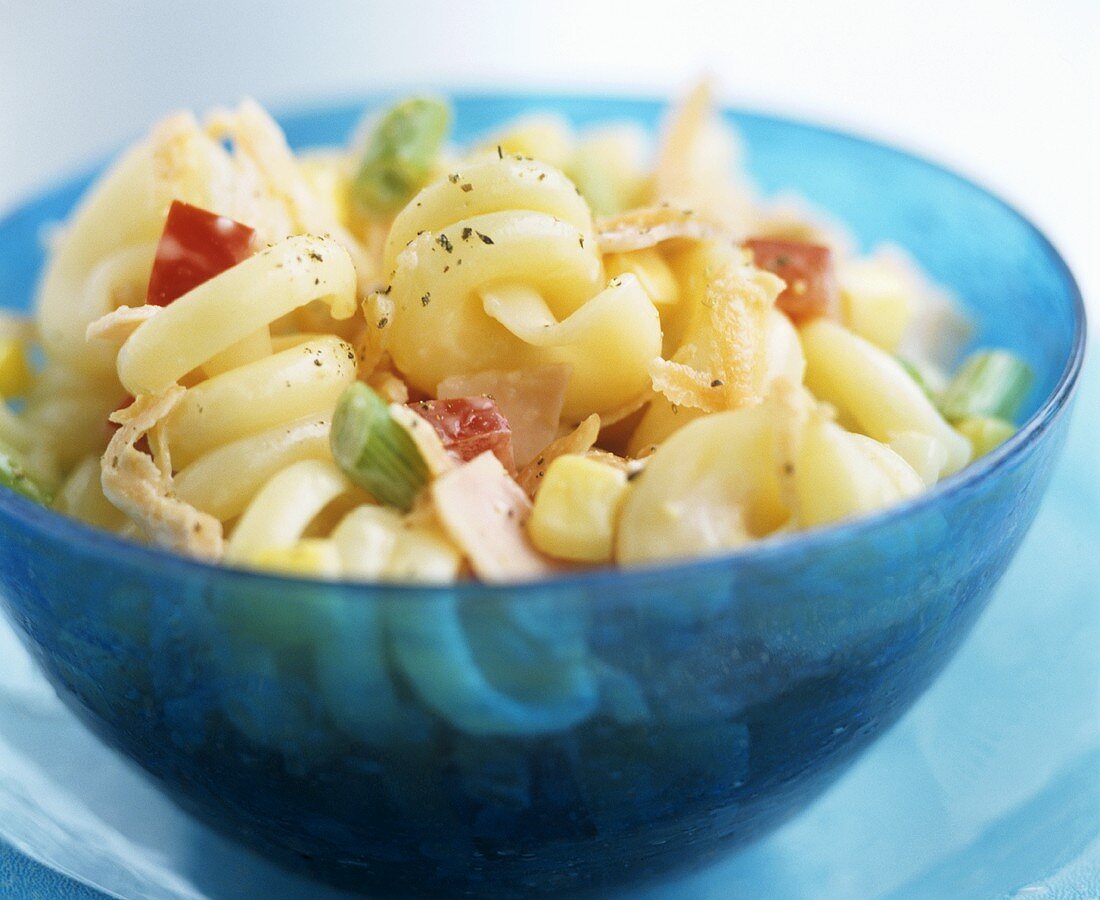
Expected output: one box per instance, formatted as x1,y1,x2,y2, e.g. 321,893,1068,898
146,200,256,306
744,238,838,323
409,397,516,473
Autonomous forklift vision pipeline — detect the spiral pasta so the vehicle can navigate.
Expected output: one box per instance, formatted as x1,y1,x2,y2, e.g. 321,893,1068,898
384,156,661,418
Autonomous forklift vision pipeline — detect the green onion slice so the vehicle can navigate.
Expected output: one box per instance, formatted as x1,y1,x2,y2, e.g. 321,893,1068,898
351,98,451,215
939,350,1033,423
331,383,428,511
0,441,52,506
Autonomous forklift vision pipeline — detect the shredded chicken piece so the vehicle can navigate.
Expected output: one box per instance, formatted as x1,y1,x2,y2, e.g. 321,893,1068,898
597,205,721,254
206,100,377,287
85,304,161,347
650,244,781,413
388,403,454,477
431,451,558,582
652,80,755,234
148,112,242,222
101,388,224,560
436,364,571,468
517,414,601,497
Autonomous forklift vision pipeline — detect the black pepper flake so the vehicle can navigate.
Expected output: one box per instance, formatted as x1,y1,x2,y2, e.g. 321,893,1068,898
461,226,473,240
347,351,354,360
448,173,460,183
314,277,320,285
536,457,545,466
438,233,453,253
579,235,584,249
460,183,473,192
475,231,494,245
421,292,432,306
710,379,724,387
313,357,322,366
627,469,642,482
377,316,389,328
497,145,503,159
381,284,392,295
538,173,546,181
443,265,450,273
783,462,795,475
307,250,324,262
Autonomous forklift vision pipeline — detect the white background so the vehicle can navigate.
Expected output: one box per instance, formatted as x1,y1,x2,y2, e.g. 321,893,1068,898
1,0,1096,313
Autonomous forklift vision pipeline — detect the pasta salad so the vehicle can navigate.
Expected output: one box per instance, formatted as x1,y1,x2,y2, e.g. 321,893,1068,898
0,85,1033,582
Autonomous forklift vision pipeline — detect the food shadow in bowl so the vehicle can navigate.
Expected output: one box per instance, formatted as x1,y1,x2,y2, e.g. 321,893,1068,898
0,93,1086,898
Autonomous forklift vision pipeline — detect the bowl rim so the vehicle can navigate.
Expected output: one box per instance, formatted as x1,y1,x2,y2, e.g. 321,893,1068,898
0,91,1088,596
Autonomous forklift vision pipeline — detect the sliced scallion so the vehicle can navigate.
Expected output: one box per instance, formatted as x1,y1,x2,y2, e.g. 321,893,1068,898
331,383,428,511
939,350,1033,423
0,441,52,506
351,98,451,215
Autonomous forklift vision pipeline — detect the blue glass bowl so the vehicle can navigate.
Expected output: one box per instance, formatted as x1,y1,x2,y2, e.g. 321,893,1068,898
0,94,1086,898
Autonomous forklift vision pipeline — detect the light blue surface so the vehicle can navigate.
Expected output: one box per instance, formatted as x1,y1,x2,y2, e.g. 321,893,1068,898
0,95,1094,897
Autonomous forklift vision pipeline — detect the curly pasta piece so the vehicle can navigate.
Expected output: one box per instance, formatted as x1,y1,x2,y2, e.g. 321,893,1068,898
800,318,971,479
117,235,356,395
100,388,223,560
385,156,661,418
617,401,790,565
160,335,357,469
173,414,332,522
225,459,353,564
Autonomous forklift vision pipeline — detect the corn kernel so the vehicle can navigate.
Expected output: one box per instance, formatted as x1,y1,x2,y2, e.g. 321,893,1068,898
954,415,1015,458
0,338,31,398
250,539,342,578
839,258,915,352
605,248,680,306
527,455,629,562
